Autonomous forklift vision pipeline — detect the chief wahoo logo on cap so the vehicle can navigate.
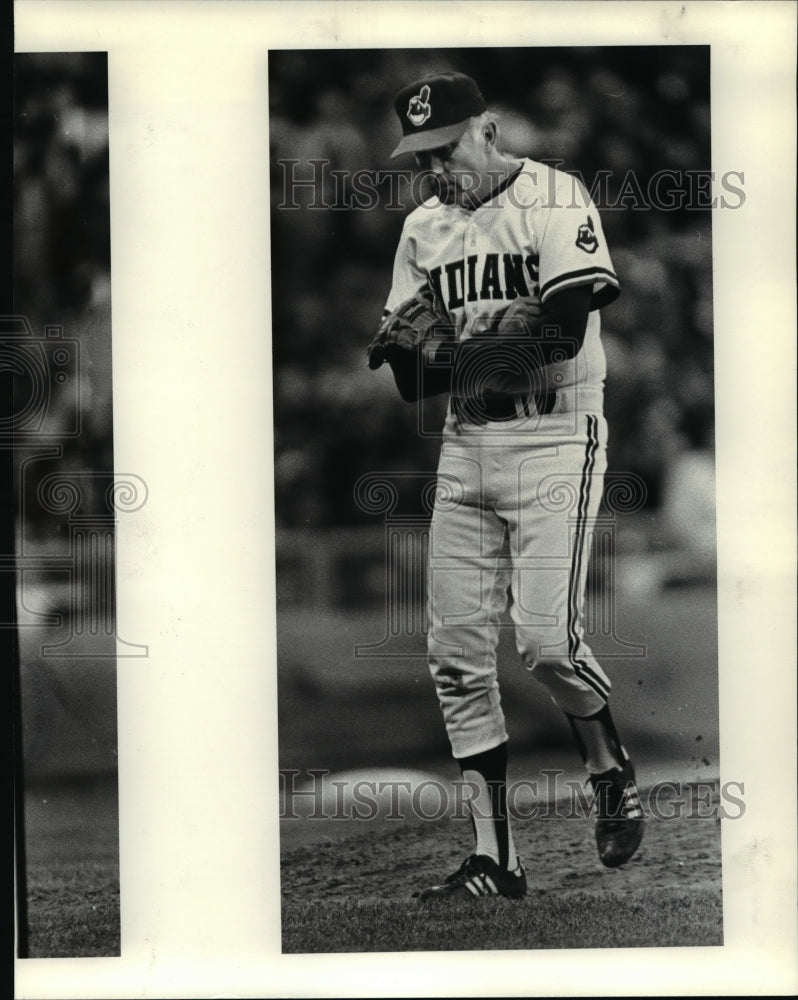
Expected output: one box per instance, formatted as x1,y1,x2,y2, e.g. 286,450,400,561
407,85,432,126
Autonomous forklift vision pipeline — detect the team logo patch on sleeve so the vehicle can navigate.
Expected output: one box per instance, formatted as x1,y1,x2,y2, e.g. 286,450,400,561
576,215,599,254
407,85,432,126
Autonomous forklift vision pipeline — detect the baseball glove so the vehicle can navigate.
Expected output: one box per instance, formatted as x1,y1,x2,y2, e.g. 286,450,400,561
367,285,453,370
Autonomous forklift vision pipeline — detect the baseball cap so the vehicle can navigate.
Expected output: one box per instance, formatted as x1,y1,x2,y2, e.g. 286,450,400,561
390,72,487,159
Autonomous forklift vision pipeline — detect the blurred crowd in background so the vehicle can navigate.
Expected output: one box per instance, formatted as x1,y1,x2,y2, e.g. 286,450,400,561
270,47,717,555
14,52,113,532
14,54,117,781
12,49,717,557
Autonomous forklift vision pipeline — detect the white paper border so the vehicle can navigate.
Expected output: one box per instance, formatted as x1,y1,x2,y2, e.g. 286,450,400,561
14,2,797,997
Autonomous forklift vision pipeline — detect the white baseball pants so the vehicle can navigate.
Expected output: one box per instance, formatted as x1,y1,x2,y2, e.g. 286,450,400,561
427,412,612,758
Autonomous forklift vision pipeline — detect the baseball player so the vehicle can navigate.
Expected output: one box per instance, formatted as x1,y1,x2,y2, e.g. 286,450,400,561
368,72,643,901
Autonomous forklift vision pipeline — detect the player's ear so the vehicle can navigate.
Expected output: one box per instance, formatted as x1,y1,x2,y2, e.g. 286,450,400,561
482,119,497,148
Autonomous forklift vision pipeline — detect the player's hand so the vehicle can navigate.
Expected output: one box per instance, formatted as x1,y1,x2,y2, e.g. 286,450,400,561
491,297,544,339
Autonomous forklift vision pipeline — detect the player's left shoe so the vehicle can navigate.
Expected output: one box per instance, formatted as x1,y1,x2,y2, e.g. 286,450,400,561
588,753,644,868
416,853,527,902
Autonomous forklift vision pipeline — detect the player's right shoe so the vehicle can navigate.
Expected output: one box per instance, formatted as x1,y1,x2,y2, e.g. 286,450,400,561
588,753,645,868
417,853,527,902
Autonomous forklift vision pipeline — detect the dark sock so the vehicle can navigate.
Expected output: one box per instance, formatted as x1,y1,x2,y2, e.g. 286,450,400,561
565,704,626,773
458,742,515,869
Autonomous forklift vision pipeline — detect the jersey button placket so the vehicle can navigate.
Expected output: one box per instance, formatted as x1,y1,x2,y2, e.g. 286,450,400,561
465,219,477,322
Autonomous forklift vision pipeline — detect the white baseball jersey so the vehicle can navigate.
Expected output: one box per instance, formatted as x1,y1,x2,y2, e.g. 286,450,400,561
384,159,619,428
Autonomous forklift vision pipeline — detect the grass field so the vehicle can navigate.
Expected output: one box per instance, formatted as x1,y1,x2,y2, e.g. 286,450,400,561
16,610,121,957
280,782,723,953
22,776,120,958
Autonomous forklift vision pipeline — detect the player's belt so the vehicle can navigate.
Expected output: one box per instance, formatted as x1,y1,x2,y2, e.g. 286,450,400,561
481,390,557,421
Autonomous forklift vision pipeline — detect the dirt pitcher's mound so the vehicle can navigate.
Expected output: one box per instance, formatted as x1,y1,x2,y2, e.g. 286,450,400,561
280,782,723,953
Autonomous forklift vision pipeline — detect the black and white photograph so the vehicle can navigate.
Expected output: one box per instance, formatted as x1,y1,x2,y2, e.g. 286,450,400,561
271,44,725,953
12,51,122,959
11,2,796,998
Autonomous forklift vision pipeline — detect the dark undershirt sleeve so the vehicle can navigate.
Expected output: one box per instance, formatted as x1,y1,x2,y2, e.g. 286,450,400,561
386,342,453,402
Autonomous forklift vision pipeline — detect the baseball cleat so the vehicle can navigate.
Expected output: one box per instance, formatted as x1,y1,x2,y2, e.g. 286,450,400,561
417,853,527,902
588,755,645,868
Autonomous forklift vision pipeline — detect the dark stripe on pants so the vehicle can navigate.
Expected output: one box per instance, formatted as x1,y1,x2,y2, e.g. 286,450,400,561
567,414,610,699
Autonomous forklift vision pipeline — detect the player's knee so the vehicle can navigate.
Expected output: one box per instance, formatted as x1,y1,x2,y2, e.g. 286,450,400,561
528,656,569,679
428,629,499,675
524,655,585,695
430,660,462,690
434,672,486,705
429,656,496,700
514,623,570,668
513,628,548,667
525,655,610,716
